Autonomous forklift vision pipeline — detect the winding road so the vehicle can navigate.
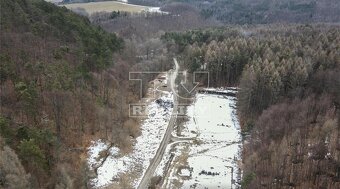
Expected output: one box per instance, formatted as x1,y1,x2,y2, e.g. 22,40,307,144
137,58,179,189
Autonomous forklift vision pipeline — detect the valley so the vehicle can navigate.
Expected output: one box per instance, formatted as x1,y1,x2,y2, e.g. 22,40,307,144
0,0,339,189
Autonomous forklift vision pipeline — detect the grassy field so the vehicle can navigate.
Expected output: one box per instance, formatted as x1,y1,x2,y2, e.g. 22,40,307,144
62,1,158,14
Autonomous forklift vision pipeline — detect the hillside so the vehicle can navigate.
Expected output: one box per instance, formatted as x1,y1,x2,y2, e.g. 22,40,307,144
162,25,340,188
115,0,340,24
0,0,141,188
1,0,340,188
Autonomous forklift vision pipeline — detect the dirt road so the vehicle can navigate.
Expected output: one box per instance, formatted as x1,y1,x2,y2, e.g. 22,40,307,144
137,58,179,189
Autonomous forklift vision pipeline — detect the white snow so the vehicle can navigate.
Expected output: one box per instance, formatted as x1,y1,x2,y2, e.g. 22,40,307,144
201,87,239,95
116,0,167,14
88,86,241,188
44,0,63,3
155,144,172,176
161,92,242,189
178,168,191,177
93,150,129,186
87,90,174,188
145,7,162,13
87,140,111,168
154,141,188,177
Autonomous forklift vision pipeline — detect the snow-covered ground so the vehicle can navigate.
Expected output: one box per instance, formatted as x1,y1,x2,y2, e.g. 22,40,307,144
202,87,239,93
145,7,163,13
87,89,174,188
157,91,242,188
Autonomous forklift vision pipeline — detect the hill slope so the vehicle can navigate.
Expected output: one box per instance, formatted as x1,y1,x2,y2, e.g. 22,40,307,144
0,0,140,188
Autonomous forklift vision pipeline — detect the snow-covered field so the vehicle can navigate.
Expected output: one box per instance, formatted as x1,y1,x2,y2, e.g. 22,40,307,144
87,89,173,188
63,0,166,15
157,91,242,188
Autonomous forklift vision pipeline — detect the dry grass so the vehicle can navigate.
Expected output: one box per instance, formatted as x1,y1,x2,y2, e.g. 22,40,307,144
62,1,154,14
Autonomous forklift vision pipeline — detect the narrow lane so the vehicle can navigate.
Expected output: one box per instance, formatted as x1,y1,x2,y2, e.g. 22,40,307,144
137,58,179,189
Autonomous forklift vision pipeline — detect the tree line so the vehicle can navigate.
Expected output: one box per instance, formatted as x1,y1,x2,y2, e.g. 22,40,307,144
125,0,340,24
162,24,340,189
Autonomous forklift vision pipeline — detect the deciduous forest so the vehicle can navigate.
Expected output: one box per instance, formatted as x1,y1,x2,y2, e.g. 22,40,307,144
0,0,156,187
0,0,339,188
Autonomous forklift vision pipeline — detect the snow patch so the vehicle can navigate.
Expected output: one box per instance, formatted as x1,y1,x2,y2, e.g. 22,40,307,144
87,91,174,188
161,92,242,189
179,168,191,177
87,140,110,168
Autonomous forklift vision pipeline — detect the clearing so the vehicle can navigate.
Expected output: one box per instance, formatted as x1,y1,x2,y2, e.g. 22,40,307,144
61,1,162,14
156,89,243,188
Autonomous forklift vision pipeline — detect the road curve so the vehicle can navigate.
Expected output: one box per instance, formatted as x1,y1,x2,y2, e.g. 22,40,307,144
137,58,179,189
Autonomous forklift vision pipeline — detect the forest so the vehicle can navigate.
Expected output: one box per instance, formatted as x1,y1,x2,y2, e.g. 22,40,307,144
61,0,340,24
0,0,150,188
0,0,339,188
90,0,340,23
162,25,340,188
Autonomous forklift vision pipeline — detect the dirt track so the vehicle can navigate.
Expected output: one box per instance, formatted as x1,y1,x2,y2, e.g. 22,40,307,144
137,58,179,189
